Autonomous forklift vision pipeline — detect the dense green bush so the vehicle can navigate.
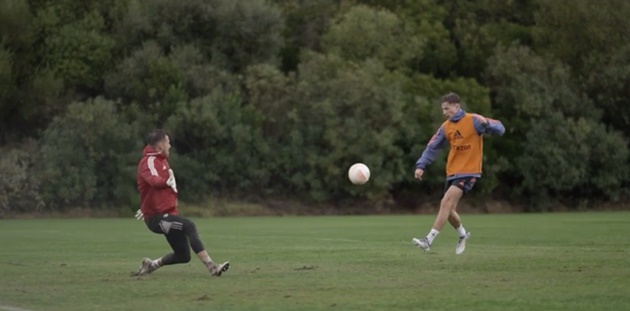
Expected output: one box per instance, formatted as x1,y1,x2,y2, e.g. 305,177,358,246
38,97,141,209
271,52,423,203
519,114,628,204
321,5,424,71
487,44,629,208
43,10,115,90
114,0,284,72
1,0,629,212
166,90,271,201
0,140,44,216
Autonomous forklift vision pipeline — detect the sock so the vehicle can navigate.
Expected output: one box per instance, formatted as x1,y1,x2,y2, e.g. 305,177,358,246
200,254,214,268
456,225,467,237
426,229,439,244
150,258,162,270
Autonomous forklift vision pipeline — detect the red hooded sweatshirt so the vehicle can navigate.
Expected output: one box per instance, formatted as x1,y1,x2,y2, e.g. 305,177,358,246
137,145,178,219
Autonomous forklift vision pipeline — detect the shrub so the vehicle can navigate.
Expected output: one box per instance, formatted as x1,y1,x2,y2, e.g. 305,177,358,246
38,97,141,209
0,140,45,216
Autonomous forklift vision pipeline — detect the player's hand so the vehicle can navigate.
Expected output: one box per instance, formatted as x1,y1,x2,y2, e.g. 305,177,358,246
414,168,424,180
135,209,144,220
166,169,178,193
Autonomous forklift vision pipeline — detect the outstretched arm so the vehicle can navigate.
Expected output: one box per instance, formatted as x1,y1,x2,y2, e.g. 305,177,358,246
415,125,448,170
472,114,505,136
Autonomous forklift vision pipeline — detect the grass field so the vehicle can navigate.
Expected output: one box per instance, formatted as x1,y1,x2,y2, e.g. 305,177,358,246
1,212,629,311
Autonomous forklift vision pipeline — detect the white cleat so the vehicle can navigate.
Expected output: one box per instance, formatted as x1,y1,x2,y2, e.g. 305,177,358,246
412,237,431,252
455,232,471,255
209,261,230,277
132,257,154,276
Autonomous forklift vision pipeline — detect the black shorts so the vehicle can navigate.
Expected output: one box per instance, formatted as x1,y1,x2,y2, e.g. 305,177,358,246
445,177,477,194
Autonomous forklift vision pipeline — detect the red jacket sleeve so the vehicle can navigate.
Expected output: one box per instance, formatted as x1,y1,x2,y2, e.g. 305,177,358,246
139,156,168,188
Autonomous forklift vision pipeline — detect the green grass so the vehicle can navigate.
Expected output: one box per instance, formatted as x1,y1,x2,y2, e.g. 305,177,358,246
1,212,629,311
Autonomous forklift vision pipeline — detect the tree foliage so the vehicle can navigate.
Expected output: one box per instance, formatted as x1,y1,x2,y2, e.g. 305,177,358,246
321,5,424,71
38,97,141,209
1,0,629,213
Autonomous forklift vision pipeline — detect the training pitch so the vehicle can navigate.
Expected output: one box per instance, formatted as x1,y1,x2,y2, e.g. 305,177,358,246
1,212,629,311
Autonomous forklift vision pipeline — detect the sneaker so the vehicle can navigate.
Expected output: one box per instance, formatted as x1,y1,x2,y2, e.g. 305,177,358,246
209,261,230,277
455,232,471,255
132,257,154,276
412,237,431,251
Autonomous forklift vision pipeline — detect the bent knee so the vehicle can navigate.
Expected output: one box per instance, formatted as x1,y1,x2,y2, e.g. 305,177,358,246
174,251,191,264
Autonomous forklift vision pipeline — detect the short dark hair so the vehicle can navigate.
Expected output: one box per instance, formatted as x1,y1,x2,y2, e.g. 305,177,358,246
146,129,168,147
441,92,461,104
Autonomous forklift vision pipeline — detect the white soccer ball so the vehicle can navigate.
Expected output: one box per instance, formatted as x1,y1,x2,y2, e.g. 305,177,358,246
348,163,370,185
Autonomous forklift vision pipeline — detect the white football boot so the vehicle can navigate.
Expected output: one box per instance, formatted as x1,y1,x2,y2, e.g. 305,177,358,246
132,257,154,276
209,261,230,277
455,232,471,255
412,237,431,252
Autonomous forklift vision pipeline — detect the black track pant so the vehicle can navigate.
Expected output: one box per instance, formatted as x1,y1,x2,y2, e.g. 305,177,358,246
145,214,206,266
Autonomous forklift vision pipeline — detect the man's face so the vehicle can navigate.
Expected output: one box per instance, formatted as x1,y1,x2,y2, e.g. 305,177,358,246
155,135,172,157
441,102,460,119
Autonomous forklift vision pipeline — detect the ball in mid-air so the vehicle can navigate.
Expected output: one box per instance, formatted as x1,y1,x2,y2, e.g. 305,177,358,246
348,163,370,185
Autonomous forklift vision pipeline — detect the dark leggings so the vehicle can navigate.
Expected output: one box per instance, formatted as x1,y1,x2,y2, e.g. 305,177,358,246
146,214,206,266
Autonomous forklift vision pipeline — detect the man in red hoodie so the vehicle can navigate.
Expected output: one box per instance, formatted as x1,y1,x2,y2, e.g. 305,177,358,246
133,129,230,277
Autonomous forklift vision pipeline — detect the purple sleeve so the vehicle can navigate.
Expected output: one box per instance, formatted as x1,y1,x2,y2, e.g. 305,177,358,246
415,125,447,170
472,114,505,136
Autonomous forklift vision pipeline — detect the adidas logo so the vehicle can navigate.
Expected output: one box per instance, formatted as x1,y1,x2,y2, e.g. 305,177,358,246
453,130,464,139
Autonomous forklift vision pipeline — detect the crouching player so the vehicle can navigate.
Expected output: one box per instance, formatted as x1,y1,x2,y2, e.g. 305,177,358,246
133,129,230,276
